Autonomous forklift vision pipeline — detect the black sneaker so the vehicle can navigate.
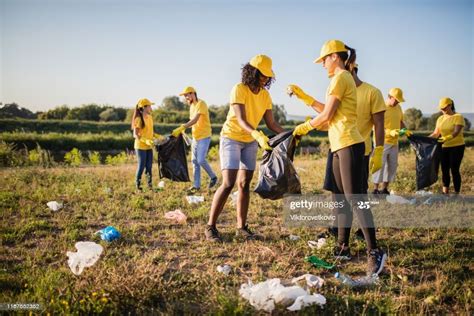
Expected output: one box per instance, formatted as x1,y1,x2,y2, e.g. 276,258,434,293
372,189,380,195
136,183,143,192
380,189,390,195
208,177,218,189
334,245,352,261
367,248,387,276
205,225,222,242
236,224,257,240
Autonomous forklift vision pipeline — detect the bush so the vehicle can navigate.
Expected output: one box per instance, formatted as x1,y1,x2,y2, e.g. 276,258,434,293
27,144,55,167
88,151,101,165
207,145,219,161
64,148,83,166
0,141,25,167
105,152,130,165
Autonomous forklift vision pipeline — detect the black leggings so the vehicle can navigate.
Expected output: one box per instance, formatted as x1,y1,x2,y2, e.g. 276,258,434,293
441,145,465,193
332,143,377,250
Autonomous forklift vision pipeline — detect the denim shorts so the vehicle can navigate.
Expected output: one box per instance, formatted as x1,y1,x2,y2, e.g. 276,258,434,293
219,137,258,171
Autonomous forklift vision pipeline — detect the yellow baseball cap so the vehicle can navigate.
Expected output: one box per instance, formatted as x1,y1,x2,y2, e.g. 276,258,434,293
249,54,274,78
136,98,154,108
438,97,453,110
314,40,348,63
389,88,405,103
179,86,196,96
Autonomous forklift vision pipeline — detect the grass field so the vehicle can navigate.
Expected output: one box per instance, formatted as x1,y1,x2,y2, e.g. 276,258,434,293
1,150,473,314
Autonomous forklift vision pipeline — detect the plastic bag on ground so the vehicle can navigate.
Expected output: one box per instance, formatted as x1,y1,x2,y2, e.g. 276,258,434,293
408,135,441,190
164,209,187,224
96,226,121,242
287,294,327,311
386,195,416,205
334,272,379,288
289,234,300,241
216,264,231,275
66,241,103,275
47,201,63,211
156,135,190,182
254,130,301,200
291,274,325,288
308,238,327,250
230,191,239,206
239,278,325,312
186,195,204,204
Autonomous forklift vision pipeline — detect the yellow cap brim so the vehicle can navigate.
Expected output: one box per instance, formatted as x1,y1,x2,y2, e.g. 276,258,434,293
313,55,325,63
260,68,274,78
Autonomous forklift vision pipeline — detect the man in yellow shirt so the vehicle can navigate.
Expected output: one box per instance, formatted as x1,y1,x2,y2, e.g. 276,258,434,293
372,88,408,195
172,87,217,192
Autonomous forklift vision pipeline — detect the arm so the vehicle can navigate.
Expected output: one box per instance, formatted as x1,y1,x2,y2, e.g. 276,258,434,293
184,114,200,128
373,111,385,147
452,125,463,138
233,103,255,134
263,109,285,134
428,127,440,138
309,100,325,113
400,120,406,129
308,95,340,129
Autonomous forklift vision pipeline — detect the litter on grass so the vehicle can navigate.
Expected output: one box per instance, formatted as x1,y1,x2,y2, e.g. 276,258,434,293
216,265,231,275
291,274,325,288
186,195,204,204
289,234,300,241
308,238,327,250
239,278,326,312
96,226,121,242
164,209,187,224
66,241,103,275
305,255,335,269
47,201,63,211
386,195,416,205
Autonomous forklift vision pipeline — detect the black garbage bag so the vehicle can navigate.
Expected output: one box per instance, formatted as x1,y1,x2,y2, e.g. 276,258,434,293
156,135,190,182
408,135,441,190
254,130,301,200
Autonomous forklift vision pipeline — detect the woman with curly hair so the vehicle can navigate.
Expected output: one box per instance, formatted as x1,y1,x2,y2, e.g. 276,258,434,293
205,54,285,242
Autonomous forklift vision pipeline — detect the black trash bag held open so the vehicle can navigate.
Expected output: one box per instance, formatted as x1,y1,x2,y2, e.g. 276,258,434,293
156,134,190,182
254,130,301,200
408,135,441,190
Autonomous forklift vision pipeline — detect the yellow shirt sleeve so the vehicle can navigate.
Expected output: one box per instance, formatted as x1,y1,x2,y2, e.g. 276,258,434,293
454,114,465,126
327,74,346,101
195,101,207,114
371,89,386,114
230,84,247,105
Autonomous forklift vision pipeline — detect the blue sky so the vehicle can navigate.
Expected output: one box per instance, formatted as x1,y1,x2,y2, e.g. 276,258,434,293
1,0,473,116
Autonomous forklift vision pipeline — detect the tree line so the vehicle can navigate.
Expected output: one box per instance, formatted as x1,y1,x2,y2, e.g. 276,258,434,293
0,99,470,131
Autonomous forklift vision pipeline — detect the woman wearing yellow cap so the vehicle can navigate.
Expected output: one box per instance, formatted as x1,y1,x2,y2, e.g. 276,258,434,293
372,88,410,195
292,40,386,276
131,98,160,191
205,54,285,242
429,97,465,194
172,86,218,193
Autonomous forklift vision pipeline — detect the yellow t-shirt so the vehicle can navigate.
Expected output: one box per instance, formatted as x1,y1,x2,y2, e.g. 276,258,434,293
190,99,212,140
356,82,386,155
436,113,465,148
221,83,272,142
384,103,403,145
326,70,364,152
133,114,154,150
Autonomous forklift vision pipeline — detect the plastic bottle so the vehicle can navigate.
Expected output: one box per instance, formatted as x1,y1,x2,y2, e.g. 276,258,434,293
334,272,379,287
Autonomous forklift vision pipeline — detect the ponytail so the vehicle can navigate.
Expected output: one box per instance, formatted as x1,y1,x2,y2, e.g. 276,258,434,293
451,102,456,113
336,45,357,72
130,106,145,130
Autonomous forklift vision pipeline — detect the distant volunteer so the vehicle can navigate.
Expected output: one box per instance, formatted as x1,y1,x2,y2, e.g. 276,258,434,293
291,40,386,276
372,88,412,195
429,97,465,194
131,98,163,191
172,87,218,193
205,54,285,242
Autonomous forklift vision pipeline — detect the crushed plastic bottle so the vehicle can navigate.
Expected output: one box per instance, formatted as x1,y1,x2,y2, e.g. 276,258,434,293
291,274,325,288
305,255,334,269
96,226,121,242
186,195,204,204
334,272,379,288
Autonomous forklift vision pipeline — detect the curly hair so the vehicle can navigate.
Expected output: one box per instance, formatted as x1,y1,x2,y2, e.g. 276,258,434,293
241,63,275,90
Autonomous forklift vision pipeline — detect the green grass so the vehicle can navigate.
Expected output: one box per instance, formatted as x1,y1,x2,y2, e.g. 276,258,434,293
1,150,473,314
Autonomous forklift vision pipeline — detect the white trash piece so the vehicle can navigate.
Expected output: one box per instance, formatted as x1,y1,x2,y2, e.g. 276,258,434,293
415,190,432,196
239,278,322,312
47,201,63,212
287,294,327,311
291,274,325,288
289,234,300,241
66,241,103,275
186,195,204,204
164,209,187,224
103,187,112,195
230,191,239,206
308,238,327,250
386,195,416,205
216,264,231,275
158,181,165,189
